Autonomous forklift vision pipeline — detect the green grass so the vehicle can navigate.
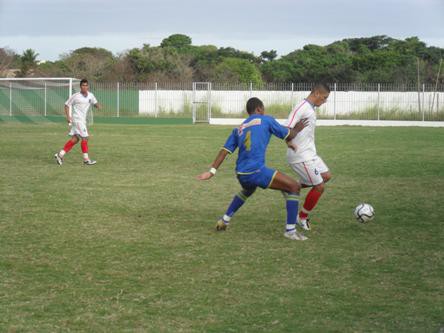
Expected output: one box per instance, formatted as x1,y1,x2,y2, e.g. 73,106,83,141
0,123,443,332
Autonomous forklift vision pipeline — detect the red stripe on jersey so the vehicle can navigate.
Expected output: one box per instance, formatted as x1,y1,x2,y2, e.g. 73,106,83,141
288,100,307,128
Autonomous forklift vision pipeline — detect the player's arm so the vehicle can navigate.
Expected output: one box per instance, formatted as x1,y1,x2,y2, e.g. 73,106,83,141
284,119,308,151
269,116,308,149
197,129,238,181
286,118,309,141
64,104,72,124
197,149,230,180
284,106,309,149
91,94,101,110
64,94,74,124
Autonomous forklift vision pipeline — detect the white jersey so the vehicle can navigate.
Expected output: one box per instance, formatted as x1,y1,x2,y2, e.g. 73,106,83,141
285,99,317,164
65,92,97,124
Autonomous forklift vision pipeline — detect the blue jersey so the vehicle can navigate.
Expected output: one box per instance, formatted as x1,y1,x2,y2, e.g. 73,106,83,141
223,114,290,174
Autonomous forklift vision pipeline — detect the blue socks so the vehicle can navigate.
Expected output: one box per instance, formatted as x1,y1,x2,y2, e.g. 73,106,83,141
284,192,300,232
222,189,299,232
223,188,256,223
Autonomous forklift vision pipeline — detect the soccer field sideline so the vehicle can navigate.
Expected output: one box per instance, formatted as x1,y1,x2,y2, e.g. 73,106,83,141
0,123,443,332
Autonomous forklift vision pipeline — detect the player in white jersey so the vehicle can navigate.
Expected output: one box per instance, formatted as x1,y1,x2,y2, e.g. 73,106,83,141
54,79,101,166
285,83,331,231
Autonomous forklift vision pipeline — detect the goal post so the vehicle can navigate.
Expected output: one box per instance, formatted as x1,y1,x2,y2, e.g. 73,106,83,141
0,77,81,121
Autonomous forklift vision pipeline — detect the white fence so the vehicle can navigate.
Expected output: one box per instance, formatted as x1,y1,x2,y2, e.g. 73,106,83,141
139,89,443,117
137,82,444,122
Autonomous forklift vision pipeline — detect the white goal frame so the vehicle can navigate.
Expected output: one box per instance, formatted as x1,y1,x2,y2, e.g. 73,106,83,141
0,77,83,120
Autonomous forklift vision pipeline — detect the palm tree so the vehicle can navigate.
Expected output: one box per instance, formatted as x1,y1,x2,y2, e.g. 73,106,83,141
19,49,39,76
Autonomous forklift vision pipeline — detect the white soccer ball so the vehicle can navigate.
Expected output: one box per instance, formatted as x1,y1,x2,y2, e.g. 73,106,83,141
354,203,375,223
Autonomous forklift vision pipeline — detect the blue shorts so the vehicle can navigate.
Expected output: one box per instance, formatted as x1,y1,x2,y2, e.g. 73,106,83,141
237,166,278,190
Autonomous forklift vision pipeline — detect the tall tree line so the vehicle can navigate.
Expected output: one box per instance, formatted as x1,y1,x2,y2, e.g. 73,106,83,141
1,35,443,84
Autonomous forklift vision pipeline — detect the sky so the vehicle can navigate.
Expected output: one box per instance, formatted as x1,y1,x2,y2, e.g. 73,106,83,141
0,0,443,61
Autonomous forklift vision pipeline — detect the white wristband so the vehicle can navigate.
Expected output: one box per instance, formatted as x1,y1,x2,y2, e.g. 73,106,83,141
209,167,217,175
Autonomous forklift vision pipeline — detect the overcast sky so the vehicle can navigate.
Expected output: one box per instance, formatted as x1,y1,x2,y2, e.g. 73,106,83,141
1,0,443,61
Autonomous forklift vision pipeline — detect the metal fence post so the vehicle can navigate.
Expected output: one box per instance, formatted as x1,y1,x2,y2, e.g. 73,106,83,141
44,82,47,117
117,82,120,117
291,82,294,106
249,81,253,97
333,82,337,120
192,82,196,123
377,83,380,121
208,82,212,121
154,82,158,117
9,82,12,116
422,83,425,121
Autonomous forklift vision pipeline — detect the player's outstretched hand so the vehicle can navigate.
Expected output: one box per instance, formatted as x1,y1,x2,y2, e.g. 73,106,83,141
294,118,309,133
197,171,214,181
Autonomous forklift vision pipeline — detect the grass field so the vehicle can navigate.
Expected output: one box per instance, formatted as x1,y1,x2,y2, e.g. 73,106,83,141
0,122,443,332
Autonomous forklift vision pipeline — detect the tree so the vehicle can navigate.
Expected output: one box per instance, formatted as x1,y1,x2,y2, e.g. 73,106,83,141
217,47,259,64
17,34,444,83
261,60,295,82
59,47,114,80
160,34,192,49
213,58,263,85
19,49,39,76
0,47,18,76
126,44,192,81
260,50,277,62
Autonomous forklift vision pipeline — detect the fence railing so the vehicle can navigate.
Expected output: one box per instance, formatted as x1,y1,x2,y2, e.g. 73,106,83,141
0,80,443,122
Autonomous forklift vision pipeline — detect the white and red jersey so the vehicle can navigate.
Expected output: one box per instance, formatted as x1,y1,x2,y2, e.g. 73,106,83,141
65,92,98,124
285,99,317,164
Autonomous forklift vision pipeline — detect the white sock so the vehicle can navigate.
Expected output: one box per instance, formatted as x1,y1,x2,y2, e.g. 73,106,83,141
223,214,231,223
59,150,66,157
83,153,89,160
286,224,296,233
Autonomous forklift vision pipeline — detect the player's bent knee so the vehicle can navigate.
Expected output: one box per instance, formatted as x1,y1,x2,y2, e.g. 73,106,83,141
322,172,332,183
289,181,301,194
314,183,325,193
241,188,256,198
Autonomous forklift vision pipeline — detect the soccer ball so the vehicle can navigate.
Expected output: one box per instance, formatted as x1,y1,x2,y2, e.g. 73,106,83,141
354,203,375,223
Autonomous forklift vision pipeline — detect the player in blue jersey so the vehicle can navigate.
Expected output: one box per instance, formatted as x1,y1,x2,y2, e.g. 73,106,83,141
197,97,309,240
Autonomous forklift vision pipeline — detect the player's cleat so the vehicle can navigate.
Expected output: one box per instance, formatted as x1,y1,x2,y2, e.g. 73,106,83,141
83,159,97,165
298,218,311,231
54,153,63,166
216,219,229,231
284,230,308,241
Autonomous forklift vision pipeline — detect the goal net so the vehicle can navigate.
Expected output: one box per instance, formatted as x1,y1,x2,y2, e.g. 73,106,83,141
0,78,87,122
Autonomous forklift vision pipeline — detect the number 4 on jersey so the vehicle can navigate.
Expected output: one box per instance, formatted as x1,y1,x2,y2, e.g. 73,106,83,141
244,131,251,151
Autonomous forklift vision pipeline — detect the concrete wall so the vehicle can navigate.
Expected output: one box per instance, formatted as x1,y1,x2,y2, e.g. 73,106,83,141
139,90,442,116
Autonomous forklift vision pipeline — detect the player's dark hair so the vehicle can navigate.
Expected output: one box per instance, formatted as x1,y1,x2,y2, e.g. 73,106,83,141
311,83,330,94
80,79,88,86
246,97,264,115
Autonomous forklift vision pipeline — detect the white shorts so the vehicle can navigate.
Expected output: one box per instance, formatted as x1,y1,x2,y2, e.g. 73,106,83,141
289,156,329,186
69,121,89,138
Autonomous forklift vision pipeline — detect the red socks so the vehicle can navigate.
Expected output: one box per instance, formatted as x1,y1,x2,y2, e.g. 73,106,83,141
299,187,323,219
63,140,76,153
81,140,88,153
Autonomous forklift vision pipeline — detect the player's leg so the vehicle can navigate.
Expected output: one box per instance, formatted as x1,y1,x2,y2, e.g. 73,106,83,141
75,123,96,165
268,171,306,240
55,135,79,165
321,171,332,183
216,186,257,231
298,158,330,229
80,137,96,165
